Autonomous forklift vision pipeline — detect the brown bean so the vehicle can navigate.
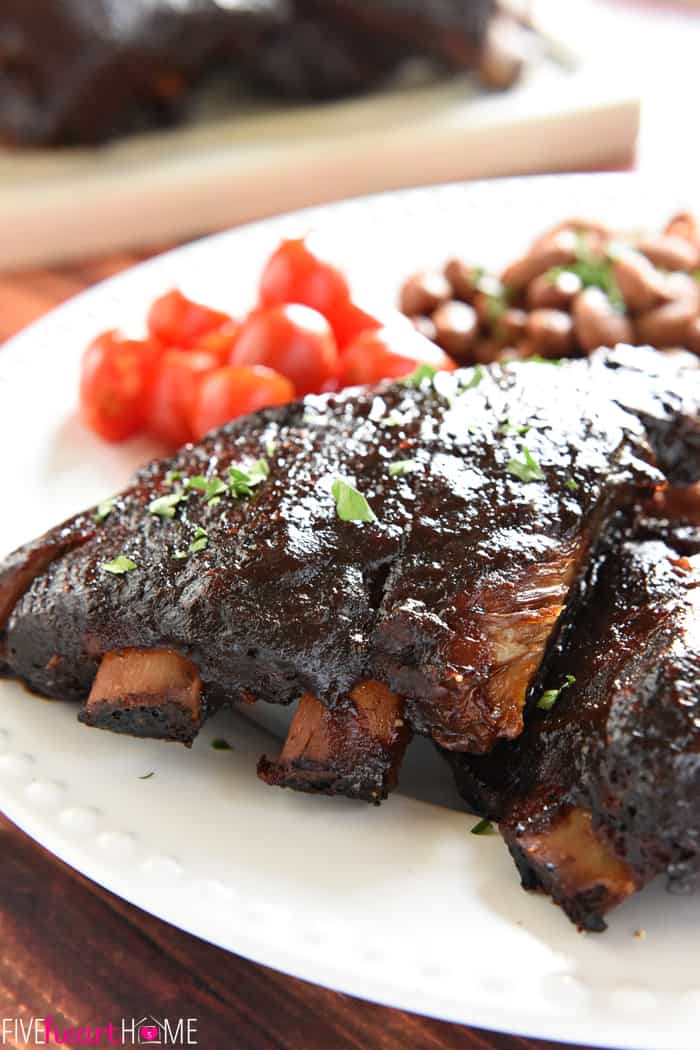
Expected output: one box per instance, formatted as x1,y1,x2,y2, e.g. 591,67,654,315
572,288,634,352
477,15,527,90
502,342,533,362
501,308,528,342
444,259,481,302
686,316,700,355
636,298,699,349
527,269,582,309
532,219,612,254
432,301,478,361
472,338,507,364
513,339,540,361
636,234,700,273
526,309,575,358
664,212,699,247
611,247,670,313
473,275,509,326
400,271,451,316
500,230,577,290
411,315,437,343
664,271,700,309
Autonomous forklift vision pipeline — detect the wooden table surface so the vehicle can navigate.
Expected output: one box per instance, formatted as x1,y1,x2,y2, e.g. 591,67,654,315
0,254,600,1050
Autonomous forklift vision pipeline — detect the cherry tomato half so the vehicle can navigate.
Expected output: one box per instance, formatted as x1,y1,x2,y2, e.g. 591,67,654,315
340,326,457,386
148,349,220,448
147,289,232,349
230,304,339,397
79,331,159,443
258,236,350,334
194,320,242,366
332,300,382,350
191,366,294,440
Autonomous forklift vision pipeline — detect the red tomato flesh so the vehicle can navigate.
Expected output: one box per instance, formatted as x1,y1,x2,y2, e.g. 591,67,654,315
191,365,294,440
230,303,339,397
331,300,382,350
340,325,456,386
194,320,242,365
258,236,351,338
148,289,231,349
147,349,220,449
79,331,159,443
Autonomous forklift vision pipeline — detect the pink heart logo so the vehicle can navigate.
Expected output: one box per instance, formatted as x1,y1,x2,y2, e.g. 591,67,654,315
140,1028,159,1042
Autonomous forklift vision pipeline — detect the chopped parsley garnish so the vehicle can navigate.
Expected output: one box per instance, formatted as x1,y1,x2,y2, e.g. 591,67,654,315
173,550,188,560
476,276,512,329
382,409,411,428
188,526,208,554
211,738,232,751
165,470,182,486
546,245,624,310
527,355,562,365
388,459,418,477
565,477,580,492
102,556,137,575
471,818,497,836
185,475,228,503
331,479,377,523
265,439,277,457
94,497,116,523
499,419,531,436
403,363,438,387
460,364,485,390
139,772,155,780
506,446,545,483
148,490,188,519
536,674,576,711
228,458,269,498
486,295,508,326
184,467,272,503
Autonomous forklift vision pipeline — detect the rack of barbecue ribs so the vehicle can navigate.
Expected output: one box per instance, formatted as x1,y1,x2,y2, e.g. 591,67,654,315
446,518,700,930
0,0,506,146
0,0,288,146
2,344,700,924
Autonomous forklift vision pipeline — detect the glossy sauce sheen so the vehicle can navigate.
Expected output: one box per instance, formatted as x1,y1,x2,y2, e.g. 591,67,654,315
2,347,699,754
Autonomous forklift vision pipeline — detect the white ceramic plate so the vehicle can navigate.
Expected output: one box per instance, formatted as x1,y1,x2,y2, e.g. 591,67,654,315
2,174,699,1050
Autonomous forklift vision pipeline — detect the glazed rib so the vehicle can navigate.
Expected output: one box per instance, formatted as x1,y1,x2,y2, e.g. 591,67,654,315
0,0,288,146
0,0,494,145
448,522,700,929
1,347,700,796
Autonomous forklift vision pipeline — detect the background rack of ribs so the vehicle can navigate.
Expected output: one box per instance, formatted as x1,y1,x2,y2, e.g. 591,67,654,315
0,0,536,147
2,343,700,929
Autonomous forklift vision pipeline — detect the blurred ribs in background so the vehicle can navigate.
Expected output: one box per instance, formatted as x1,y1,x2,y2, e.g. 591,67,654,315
0,0,544,146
